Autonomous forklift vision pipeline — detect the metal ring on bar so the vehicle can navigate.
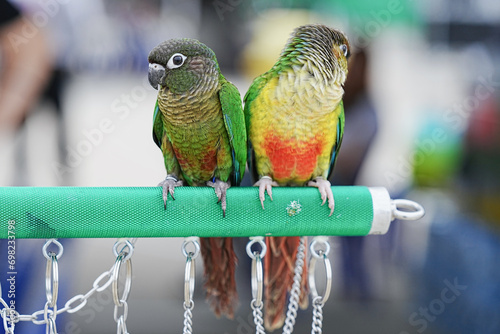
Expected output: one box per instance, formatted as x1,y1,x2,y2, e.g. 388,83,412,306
391,199,425,221
309,237,330,259
309,239,332,306
181,237,200,259
250,252,263,306
42,239,63,260
184,252,196,307
246,236,267,259
113,240,134,262
45,252,59,308
112,253,132,307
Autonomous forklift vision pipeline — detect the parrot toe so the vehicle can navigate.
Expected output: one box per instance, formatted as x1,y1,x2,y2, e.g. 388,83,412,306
254,176,278,210
308,177,335,216
158,175,183,209
207,179,230,217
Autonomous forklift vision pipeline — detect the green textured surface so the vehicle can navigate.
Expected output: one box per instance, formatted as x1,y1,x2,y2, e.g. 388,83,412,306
0,186,373,239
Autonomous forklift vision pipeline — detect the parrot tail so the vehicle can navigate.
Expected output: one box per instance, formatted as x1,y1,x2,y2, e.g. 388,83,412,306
264,236,309,331
200,237,238,319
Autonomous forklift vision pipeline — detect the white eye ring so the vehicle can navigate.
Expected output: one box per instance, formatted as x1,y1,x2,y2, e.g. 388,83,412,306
340,44,348,57
167,53,187,69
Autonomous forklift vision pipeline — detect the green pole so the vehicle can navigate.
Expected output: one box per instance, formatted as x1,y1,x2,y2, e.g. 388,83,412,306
0,186,420,239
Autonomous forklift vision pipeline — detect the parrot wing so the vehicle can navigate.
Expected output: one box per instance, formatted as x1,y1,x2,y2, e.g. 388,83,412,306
326,100,345,179
243,72,271,180
152,100,163,149
219,76,247,186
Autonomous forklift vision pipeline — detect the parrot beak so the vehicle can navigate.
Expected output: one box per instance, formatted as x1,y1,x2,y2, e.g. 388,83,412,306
148,63,166,90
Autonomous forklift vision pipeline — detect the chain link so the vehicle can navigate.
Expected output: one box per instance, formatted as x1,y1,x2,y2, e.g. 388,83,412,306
46,316,57,334
282,236,306,334
113,300,129,323
116,315,129,334
310,296,324,334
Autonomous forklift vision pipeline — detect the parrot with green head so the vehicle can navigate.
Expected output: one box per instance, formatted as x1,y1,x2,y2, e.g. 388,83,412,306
148,38,247,318
244,24,349,330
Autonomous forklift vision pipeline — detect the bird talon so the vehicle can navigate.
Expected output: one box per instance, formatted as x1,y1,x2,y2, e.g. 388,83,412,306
309,177,335,216
208,179,230,217
158,176,183,209
254,176,278,210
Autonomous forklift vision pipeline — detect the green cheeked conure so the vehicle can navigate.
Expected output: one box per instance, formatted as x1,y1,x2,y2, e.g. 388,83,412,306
148,38,247,318
244,24,349,330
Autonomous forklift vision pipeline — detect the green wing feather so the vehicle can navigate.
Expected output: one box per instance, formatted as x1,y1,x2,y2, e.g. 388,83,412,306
152,100,163,149
219,76,247,186
327,101,345,179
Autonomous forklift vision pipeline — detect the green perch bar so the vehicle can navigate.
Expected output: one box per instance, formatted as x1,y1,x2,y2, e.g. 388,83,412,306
0,186,424,239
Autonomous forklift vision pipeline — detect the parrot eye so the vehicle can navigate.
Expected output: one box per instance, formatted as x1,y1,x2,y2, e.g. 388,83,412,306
167,53,187,69
340,44,349,57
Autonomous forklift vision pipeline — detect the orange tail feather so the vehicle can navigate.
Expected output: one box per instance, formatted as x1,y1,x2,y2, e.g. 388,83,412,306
264,236,308,331
200,237,238,319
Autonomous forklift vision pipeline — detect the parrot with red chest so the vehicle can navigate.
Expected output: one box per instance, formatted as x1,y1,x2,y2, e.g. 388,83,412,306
244,24,349,330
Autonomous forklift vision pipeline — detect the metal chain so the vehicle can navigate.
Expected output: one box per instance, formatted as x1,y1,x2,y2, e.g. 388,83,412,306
282,237,306,334
112,239,134,334
43,239,63,334
310,297,324,334
308,237,332,334
183,301,194,334
246,237,267,334
251,300,265,334
1,307,15,334
0,239,138,333
182,237,200,334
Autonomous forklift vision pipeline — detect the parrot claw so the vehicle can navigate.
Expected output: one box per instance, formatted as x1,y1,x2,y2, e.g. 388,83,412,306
254,176,279,210
207,179,230,217
308,177,335,216
158,175,183,209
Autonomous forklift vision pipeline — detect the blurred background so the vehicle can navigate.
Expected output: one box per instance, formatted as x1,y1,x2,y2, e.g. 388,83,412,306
0,0,499,333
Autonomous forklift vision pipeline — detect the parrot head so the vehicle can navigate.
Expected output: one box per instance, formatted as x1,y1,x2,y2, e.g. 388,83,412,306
148,38,219,94
283,24,350,85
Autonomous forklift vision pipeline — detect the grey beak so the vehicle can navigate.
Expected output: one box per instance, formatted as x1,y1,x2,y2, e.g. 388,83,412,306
148,63,165,90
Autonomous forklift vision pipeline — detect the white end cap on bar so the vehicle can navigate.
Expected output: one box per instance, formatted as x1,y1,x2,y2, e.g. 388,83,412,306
368,187,426,235
368,187,392,235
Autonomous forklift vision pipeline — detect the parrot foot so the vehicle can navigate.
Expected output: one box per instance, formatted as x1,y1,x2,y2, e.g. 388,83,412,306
254,176,278,210
207,179,230,217
307,177,334,216
158,175,183,209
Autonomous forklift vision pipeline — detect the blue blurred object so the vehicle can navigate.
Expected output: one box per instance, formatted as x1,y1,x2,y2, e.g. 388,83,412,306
419,212,500,333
